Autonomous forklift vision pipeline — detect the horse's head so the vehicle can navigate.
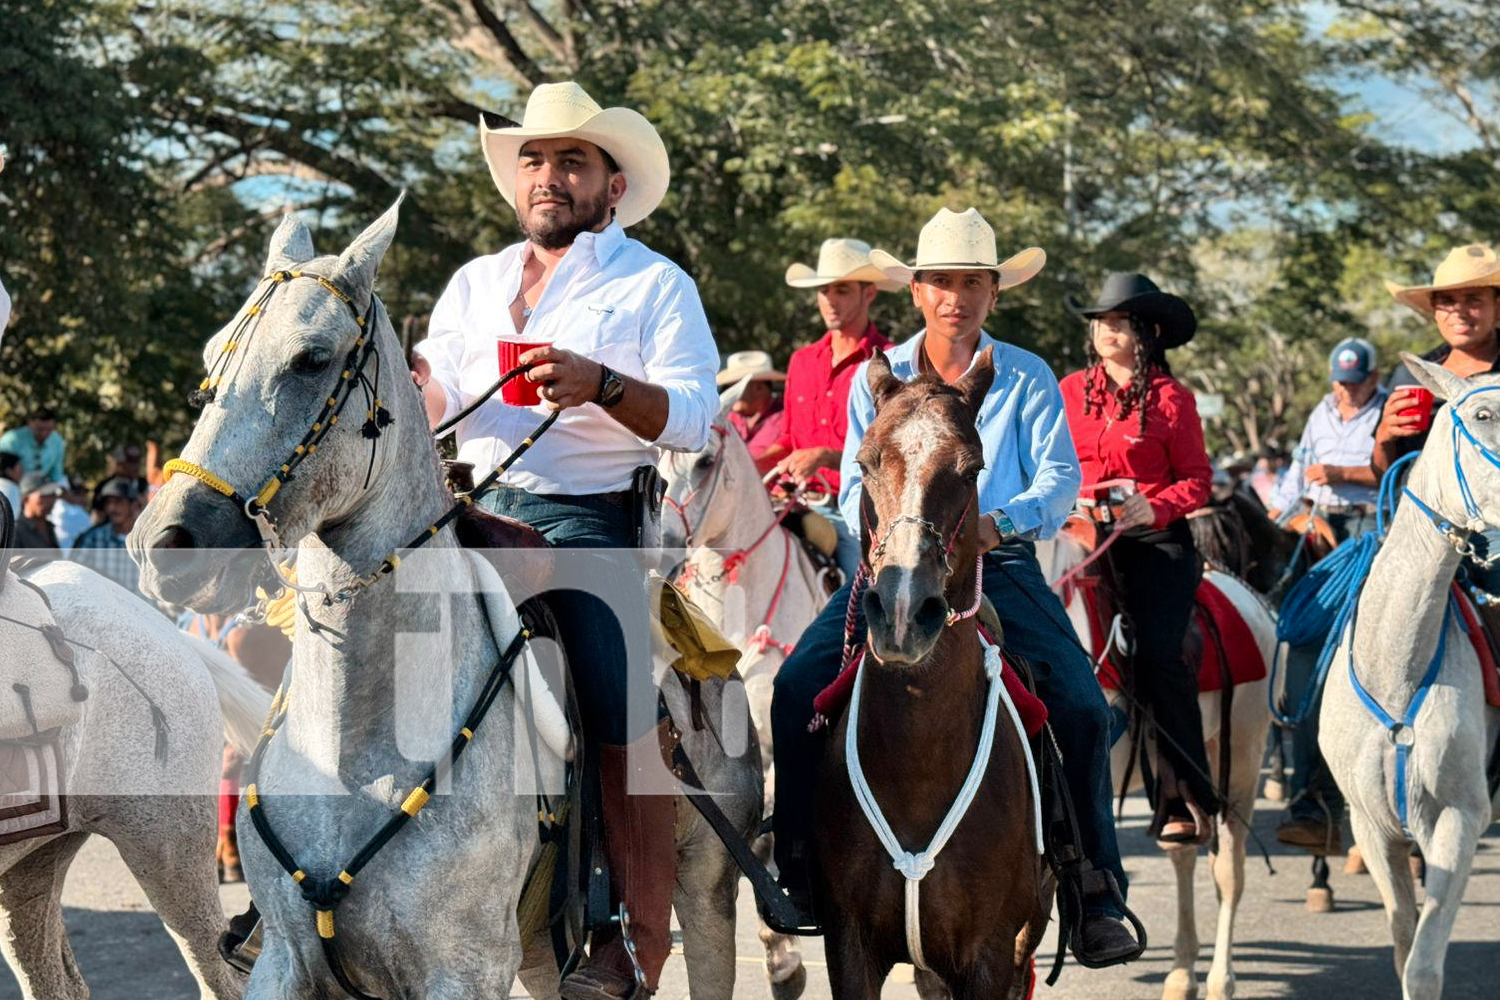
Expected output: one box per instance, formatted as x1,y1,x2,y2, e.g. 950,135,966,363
857,347,993,665
659,394,753,550
131,200,413,611
1404,352,1500,532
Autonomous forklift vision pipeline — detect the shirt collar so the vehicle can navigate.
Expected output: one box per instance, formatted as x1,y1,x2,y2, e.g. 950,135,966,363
1320,385,1386,422
888,329,1000,379
516,220,627,269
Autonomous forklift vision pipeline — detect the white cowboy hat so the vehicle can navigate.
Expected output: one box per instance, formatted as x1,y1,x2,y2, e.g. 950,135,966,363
785,238,904,291
1385,244,1500,317
869,207,1045,289
479,82,670,229
716,350,786,387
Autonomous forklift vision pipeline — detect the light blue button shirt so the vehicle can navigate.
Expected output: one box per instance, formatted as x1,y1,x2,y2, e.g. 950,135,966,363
1271,387,1386,511
838,330,1082,541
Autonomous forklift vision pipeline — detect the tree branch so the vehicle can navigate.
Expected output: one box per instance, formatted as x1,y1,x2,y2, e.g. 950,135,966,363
467,0,550,86
503,0,569,64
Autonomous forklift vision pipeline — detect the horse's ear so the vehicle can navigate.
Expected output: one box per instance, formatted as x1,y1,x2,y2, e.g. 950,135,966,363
954,346,995,420
867,350,902,410
718,376,747,421
264,213,316,276
337,193,405,304
1400,351,1466,402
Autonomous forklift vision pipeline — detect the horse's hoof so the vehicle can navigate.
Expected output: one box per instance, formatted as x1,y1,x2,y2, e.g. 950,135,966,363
1344,845,1365,874
768,960,807,1000
1162,970,1198,1000
1306,886,1334,913
1263,777,1286,802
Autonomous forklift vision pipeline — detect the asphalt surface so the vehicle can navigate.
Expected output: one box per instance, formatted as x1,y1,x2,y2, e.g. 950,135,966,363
3,793,1497,999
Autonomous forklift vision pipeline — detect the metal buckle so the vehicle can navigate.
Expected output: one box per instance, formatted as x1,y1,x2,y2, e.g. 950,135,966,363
1387,723,1416,748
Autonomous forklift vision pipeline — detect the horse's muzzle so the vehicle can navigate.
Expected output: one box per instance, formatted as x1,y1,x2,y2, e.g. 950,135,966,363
863,571,949,665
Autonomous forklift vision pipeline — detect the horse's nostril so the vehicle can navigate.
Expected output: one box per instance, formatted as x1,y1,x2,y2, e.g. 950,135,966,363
915,595,949,633
152,525,197,551
862,588,886,626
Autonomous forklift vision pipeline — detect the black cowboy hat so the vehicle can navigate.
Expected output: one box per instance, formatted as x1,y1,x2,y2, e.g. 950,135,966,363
1066,272,1197,349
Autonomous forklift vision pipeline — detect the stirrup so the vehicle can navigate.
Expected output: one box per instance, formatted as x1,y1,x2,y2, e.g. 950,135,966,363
1071,869,1148,969
755,883,821,937
218,903,262,973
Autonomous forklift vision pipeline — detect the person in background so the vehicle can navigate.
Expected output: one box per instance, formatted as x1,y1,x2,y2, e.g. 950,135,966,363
48,481,93,551
0,144,9,349
718,350,787,472
0,452,21,513
1060,271,1217,843
1265,337,1386,854
0,407,65,484
1248,448,1289,508
769,238,901,580
71,478,144,593
14,472,62,554
92,444,149,508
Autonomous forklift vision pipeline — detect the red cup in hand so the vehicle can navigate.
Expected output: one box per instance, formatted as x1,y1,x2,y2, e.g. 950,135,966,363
497,340,551,406
1397,387,1435,433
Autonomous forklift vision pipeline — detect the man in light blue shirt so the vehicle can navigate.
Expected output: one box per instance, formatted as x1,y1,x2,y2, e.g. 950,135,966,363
769,208,1140,966
0,407,66,485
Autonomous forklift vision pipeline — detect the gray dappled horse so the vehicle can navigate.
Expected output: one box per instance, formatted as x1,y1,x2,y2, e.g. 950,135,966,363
130,202,760,1000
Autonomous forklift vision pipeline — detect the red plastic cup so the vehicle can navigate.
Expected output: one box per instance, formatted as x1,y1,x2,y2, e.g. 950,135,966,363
1397,387,1435,433
497,340,550,406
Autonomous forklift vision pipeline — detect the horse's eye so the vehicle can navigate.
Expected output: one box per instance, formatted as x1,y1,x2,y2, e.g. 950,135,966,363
1477,408,1493,423
695,455,715,471
290,348,332,374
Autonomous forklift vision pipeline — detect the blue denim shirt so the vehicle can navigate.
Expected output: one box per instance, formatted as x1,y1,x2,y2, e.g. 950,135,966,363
838,330,1082,541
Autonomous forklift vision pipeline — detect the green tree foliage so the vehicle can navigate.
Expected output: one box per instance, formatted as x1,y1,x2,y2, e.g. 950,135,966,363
4,0,1496,475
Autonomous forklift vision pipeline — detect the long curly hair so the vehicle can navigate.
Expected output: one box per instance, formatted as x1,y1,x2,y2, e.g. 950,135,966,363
1082,313,1172,433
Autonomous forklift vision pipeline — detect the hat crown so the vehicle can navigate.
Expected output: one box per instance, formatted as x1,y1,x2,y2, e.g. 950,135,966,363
1431,244,1500,287
521,82,604,130
914,208,998,268
1095,272,1163,306
724,350,774,371
814,238,877,277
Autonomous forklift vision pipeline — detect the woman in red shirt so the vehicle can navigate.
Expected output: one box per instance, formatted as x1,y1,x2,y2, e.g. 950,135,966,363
1060,272,1215,844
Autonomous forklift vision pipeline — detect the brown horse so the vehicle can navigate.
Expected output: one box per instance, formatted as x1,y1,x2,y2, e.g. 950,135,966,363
814,349,1049,1000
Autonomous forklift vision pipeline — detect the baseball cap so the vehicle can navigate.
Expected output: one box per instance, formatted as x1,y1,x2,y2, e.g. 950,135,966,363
96,477,140,502
1328,338,1376,384
20,472,62,498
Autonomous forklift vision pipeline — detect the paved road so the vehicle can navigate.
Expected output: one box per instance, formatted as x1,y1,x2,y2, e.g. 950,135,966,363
4,794,1497,999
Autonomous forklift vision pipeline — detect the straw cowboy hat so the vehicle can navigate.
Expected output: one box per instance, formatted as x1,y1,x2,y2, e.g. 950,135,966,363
716,350,786,387
869,208,1045,289
785,239,904,292
479,81,670,228
1385,244,1500,318
1066,272,1198,349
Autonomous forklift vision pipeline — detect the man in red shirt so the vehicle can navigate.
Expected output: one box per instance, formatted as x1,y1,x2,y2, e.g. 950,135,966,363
771,238,899,579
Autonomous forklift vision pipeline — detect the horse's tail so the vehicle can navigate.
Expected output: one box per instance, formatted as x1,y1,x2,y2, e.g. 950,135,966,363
179,631,274,757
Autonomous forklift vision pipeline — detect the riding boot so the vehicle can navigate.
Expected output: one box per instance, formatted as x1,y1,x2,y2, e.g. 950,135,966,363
561,719,679,1000
217,779,243,883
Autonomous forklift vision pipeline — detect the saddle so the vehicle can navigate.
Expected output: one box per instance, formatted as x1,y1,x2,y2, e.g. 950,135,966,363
778,504,843,594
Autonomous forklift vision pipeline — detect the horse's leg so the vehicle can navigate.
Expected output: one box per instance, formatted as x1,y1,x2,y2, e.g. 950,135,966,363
949,956,1013,1000
1348,809,1417,979
823,919,887,1000
1403,806,1484,1000
913,967,953,1000
754,834,806,999
109,797,246,1000
0,833,90,1000
1162,843,1200,1000
1306,855,1333,914
1205,793,1251,1000
675,832,739,1000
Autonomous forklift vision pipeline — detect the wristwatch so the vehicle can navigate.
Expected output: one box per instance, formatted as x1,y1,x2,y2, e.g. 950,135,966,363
595,363,626,409
987,510,1016,540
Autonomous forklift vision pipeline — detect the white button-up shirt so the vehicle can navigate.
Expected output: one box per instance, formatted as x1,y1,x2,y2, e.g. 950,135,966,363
415,223,719,495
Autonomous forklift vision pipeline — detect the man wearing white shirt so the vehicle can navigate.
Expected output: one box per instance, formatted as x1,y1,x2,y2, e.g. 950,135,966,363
411,82,716,1000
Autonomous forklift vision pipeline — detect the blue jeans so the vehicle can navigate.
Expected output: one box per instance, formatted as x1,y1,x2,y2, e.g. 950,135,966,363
479,486,657,744
1285,508,1376,823
771,539,1126,910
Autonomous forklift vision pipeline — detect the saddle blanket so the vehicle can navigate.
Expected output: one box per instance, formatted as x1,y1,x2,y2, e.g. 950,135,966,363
811,646,1048,737
1094,577,1265,694
1448,585,1500,710
0,735,68,846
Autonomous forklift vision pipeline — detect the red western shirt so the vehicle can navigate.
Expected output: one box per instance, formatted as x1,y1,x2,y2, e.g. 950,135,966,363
1059,368,1212,529
778,324,892,493
727,399,787,463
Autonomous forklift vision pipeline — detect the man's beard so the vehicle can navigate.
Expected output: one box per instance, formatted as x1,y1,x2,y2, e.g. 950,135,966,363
520,189,612,251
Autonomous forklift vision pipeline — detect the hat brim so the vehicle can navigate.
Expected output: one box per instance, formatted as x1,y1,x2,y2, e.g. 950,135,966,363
1385,269,1500,318
479,108,670,229
1066,290,1197,349
785,262,904,292
716,368,786,387
870,246,1046,290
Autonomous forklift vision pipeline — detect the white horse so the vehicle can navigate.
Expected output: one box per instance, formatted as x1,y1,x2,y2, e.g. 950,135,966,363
659,414,828,998
0,560,271,1000
1037,531,1276,1000
130,202,760,1000
1320,355,1500,1000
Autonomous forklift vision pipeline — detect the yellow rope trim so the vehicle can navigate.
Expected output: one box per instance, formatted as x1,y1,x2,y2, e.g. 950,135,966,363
292,869,306,883
338,870,353,885
401,787,430,816
255,478,282,508
460,727,474,741
246,784,259,808
317,910,335,939
162,459,237,499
